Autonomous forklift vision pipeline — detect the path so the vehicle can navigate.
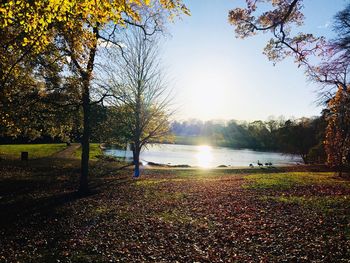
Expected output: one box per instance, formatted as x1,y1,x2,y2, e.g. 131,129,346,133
52,143,80,159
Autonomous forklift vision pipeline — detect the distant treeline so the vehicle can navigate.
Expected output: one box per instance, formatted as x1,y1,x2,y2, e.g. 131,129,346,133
0,99,326,165
171,117,326,164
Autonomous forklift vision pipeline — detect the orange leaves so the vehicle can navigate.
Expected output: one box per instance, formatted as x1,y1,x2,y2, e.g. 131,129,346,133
324,86,350,168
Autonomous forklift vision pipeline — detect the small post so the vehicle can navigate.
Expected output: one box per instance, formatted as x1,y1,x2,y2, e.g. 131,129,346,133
21,152,28,161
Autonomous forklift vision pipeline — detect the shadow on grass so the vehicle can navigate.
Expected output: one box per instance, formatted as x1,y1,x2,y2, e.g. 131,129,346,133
0,157,133,230
0,159,101,229
0,189,94,228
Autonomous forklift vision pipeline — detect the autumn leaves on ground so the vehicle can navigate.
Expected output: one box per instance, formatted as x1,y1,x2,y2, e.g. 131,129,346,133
1,150,350,262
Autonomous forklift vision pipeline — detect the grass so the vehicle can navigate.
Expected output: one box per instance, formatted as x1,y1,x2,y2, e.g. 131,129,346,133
1,161,350,262
262,195,350,213
141,168,256,180
0,144,66,159
134,179,169,186
243,172,350,189
90,205,113,216
74,143,102,160
144,188,185,201
135,179,187,201
134,178,190,186
156,209,193,224
246,172,350,220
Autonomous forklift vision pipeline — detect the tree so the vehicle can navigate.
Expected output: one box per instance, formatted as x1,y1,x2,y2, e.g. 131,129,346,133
106,27,173,177
0,0,188,194
65,2,188,193
228,1,350,173
222,120,252,148
0,0,189,91
324,86,350,175
228,1,346,90
0,44,80,143
228,0,325,66
277,118,319,164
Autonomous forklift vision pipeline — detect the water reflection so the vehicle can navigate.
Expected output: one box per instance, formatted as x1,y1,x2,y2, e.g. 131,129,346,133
195,145,213,168
104,143,302,167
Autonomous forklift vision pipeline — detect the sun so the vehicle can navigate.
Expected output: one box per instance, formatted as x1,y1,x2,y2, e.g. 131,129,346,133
186,66,229,120
195,145,213,168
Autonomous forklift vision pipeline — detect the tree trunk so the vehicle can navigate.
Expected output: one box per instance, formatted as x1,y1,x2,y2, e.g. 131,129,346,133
79,82,90,194
337,160,343,177
133,146,140,178
301,154,308,164
134,152,140,178
133,82,141,178
338,169,343,177
77,25,98,194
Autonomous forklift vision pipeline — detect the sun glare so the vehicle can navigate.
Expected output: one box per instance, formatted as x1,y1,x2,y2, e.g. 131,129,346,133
195,145,213,168
185,65,230,120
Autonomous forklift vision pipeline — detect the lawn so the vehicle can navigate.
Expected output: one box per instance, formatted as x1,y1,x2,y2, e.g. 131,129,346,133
0,144,66,159
74,143,102,160
243,172,350,189
0,161,349,262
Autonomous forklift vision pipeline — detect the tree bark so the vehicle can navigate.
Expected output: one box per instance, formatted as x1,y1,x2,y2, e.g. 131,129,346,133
133,147,140,178
77,25,99,194
79,81,90,194
301,154,308,164
338,167,343,177
133,81,141,178
337,158,343,177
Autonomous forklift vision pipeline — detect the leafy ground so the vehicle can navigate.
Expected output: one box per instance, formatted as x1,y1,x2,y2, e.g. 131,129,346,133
0,144,67,159
0,159,350,262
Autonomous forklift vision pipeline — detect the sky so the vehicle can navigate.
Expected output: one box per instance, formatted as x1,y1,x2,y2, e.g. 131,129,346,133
161,0,348,121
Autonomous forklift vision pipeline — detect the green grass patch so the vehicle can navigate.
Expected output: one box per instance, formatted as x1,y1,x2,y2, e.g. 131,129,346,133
134,178,190,186
74,143,102,160
155,209,214,228
134,179,168,186
91,205,113,216
244,172,348,190
156,210,193,224
0,144,66,159
146,169,244,179
263,195,350,213
134,175,231,186
142,188,186,202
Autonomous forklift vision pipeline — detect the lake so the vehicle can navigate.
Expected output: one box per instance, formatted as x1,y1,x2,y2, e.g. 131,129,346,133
104,143,302,168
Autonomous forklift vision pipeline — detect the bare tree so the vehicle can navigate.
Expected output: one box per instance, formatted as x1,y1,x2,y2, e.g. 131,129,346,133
53,3,176,193
105,27,173,177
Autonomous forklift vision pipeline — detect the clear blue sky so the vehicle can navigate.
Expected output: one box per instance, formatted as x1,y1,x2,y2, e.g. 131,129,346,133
162,0,348,121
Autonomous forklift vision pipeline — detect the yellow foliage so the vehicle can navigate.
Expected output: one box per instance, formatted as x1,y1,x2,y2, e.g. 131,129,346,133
0,0,188,52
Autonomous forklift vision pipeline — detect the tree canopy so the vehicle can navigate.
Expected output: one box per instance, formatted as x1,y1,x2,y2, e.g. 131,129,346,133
0,0,189,193
228,0,350,173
